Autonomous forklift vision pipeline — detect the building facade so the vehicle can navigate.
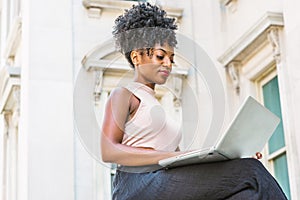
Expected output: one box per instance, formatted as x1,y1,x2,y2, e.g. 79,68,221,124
0,0,299,199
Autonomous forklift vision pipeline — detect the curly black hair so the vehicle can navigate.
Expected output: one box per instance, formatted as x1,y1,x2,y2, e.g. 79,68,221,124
112,3,178,68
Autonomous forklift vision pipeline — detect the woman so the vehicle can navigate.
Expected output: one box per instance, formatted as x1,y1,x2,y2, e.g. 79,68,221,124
101,3,287,200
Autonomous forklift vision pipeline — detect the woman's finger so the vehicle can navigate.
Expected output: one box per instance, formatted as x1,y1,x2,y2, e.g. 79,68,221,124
256,152,263,159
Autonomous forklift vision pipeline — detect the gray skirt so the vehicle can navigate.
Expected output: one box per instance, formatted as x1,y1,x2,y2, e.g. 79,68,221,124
112,158,287,200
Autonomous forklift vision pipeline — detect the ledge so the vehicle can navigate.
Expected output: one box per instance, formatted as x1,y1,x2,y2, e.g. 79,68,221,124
0,66,21,112
82,0,183,19
218,12,284,67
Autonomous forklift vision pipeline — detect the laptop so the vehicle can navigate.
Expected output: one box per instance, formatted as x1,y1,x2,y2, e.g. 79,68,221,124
158,96,280,168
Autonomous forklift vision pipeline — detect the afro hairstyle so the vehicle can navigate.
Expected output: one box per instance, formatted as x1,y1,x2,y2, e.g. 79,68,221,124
112,2,178,68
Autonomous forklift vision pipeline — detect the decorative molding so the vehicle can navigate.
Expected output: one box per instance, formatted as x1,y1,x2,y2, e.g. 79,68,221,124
0,66,21,113
267,27,281,64
219,0,233,6
94,70,104,102
227,61,241,94
3,17,22,62
172,76,183,107
82,0,183,19
219,0,237,13
218,12,284,67
86,7,103,18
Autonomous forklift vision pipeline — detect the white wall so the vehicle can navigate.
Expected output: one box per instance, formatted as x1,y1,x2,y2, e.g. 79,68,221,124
217,0,283,52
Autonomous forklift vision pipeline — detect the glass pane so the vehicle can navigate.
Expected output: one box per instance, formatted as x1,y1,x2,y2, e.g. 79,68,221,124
111,163,117,194
262,76,285,153
274,154,291,199
111,173,115,194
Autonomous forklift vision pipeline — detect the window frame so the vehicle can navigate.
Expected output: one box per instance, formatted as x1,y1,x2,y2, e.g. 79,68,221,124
255,69,290,198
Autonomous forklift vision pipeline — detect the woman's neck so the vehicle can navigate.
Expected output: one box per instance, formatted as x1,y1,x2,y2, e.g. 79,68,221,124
133,79,155,90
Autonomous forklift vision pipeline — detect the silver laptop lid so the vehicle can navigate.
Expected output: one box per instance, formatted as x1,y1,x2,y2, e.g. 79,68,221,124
215,96,280,159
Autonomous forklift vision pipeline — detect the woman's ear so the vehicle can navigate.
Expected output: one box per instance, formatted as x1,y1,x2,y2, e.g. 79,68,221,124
130,50,140,67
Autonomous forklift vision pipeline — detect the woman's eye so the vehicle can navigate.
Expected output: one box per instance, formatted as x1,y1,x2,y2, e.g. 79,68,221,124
156,55,175,64
156,55,164,60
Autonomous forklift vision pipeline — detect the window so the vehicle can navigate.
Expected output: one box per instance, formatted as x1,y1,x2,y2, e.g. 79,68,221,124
258,72,291,199
110,163,117,194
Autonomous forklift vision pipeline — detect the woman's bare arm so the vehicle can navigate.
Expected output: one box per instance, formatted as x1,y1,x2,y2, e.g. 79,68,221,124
101,87,181,166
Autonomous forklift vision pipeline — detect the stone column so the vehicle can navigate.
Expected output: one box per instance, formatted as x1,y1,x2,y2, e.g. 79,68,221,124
281,1,300,199
18,0,74,199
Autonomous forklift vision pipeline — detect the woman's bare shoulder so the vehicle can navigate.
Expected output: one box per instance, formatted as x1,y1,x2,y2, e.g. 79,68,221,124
109,86,132,99
105,87,133,123
107,86,133,108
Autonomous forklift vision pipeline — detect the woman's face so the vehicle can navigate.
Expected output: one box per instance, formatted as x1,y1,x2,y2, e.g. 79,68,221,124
133,43,175,87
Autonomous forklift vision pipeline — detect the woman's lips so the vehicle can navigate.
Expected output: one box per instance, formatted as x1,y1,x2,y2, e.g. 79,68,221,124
159,69,170,77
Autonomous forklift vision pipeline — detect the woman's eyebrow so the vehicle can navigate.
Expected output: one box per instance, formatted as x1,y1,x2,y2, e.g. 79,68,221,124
155,48,175,56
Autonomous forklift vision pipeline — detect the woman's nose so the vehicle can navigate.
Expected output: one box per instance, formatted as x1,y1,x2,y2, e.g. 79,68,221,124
163,57,172,68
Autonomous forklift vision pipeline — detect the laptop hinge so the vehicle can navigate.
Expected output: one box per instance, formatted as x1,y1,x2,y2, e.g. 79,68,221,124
208,147,215,155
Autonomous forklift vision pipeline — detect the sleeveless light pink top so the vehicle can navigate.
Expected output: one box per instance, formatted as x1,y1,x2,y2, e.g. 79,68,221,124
122,82,182,151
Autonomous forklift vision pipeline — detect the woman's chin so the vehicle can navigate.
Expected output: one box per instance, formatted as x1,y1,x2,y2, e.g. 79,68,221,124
156,79,168,85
